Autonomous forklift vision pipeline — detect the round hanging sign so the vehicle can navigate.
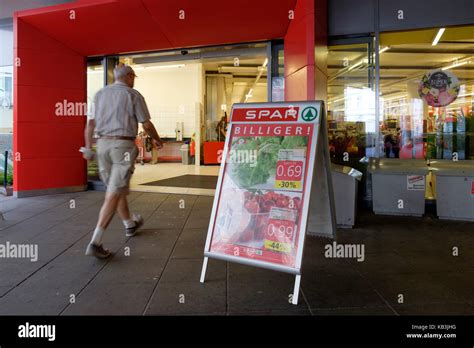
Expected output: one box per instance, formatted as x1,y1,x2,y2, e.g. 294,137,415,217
418,70,460,107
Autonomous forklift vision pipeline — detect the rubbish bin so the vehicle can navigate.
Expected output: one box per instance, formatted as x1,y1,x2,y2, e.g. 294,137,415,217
368,158,429,217
332,164,362,228
180,144,190,165
430,160,474,221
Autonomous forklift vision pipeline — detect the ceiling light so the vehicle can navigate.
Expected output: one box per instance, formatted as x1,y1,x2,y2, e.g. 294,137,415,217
379,46,390,54
132,64,185,71
328,97,345,105
347,59,364,72
432,28,445,46
441,60,470,70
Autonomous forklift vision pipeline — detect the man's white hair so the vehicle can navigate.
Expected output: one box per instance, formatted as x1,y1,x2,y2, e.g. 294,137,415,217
114,64,136,80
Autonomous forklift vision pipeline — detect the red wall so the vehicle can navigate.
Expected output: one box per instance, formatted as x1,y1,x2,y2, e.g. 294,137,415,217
14,17,87,196
12,0,326,196
284,0,315,101
314,0,328,102
284,0,327,102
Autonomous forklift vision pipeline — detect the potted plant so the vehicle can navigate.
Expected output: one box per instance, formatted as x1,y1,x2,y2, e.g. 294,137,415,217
0,161,13,196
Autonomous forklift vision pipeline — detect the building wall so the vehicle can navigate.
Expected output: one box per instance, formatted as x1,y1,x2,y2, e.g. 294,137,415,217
284,0,316,101
329,0,474,37
0,0,75,20
14,17,87,196
12,0,317,195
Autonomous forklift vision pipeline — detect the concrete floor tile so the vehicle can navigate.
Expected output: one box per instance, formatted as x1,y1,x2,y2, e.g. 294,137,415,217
228,278,305,312
161,258,226,284
1,191,473,316
183,216,211,229
178,228,207,243
302,274,386,309
62,282,156,315
92,256,167,285
145,280,226,315
369,273,461,307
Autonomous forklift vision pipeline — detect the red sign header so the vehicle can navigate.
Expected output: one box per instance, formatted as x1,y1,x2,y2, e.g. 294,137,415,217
232,107,300,122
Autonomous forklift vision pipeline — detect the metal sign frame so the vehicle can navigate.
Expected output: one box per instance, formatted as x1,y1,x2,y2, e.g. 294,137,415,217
200,101,335,305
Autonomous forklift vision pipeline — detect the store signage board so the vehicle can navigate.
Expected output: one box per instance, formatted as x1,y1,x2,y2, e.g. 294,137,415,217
407,175,425,191
200,101,336,305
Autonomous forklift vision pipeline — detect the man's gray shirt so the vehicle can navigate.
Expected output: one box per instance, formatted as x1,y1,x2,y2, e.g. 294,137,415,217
88,81,151,137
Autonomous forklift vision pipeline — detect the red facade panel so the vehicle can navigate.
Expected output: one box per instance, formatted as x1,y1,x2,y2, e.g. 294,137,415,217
284,0,316,101
13,0,326,196
14,18,87,194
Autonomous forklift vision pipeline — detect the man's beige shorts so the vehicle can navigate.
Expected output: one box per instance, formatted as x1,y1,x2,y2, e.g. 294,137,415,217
96,139,138,194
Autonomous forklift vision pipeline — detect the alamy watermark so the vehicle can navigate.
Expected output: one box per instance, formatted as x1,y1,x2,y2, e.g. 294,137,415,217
55,99,93,117
18,322,55,341
217,149,258,167
324,241,365,262
0,242,38,262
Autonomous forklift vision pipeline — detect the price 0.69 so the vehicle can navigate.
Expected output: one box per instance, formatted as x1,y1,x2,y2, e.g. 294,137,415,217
276,161,303,181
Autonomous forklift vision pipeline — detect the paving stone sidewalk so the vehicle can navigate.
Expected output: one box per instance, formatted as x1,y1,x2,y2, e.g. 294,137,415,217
0,191,473,315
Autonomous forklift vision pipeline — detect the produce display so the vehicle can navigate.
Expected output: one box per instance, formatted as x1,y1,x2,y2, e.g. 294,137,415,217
229,136,308,188
210,132,311,267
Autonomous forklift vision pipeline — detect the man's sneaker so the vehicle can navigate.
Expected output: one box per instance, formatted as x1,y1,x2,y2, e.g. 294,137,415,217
126,214,144,237
85,243,111,259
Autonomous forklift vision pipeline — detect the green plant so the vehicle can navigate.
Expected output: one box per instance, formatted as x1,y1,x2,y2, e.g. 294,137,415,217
0,170,13,185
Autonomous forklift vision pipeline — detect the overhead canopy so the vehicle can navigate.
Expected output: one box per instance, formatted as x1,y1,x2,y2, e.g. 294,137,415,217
15,0,297,56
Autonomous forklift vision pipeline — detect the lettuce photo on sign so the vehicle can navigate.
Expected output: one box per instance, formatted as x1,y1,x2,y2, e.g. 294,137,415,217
229,136,308,189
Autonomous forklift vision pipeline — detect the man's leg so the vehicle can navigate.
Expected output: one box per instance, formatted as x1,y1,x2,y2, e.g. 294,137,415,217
97,191,123,230
116,194,131,221
89,191,122,247
116,194,143,236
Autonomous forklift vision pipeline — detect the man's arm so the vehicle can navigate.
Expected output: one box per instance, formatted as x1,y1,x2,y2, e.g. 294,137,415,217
142,120,163,149
84,119,95,149
81,119,96,160
134,93,163,149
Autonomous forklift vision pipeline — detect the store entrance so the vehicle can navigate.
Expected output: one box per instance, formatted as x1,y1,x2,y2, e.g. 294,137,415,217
87,43,270,195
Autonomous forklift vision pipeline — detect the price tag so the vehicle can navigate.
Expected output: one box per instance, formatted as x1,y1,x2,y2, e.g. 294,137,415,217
275,160,303,191
275,180,301,189
264,217,296,254
264,240,291,253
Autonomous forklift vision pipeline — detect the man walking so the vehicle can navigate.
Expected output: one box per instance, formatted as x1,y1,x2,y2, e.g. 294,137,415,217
82,64,163,258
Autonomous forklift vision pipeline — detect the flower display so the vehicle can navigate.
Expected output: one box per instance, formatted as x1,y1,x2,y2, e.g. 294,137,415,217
418,70,460,107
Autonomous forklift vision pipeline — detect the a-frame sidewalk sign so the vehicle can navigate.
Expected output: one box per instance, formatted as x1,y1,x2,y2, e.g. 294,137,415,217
200,101,336,305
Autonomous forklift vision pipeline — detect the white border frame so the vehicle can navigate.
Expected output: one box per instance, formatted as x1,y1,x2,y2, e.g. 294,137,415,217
200,101,330,305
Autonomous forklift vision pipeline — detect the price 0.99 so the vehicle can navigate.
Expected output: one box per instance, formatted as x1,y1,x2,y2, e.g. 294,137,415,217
267,223,294,239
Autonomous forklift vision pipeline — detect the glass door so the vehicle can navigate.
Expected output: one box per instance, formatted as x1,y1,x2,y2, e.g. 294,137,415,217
327,38,377,202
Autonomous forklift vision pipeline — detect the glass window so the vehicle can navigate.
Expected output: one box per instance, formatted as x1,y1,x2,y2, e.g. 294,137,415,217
0,21,13,175
328,43,377,162
379,26,474,161
327,42,376,200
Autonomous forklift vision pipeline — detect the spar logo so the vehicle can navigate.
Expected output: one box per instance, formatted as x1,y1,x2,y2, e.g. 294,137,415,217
301,106,318,122
232,107,299,122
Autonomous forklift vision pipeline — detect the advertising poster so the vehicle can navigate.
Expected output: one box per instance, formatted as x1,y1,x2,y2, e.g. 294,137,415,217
210,124,313,268
418,70,460,107
204,102,325,272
